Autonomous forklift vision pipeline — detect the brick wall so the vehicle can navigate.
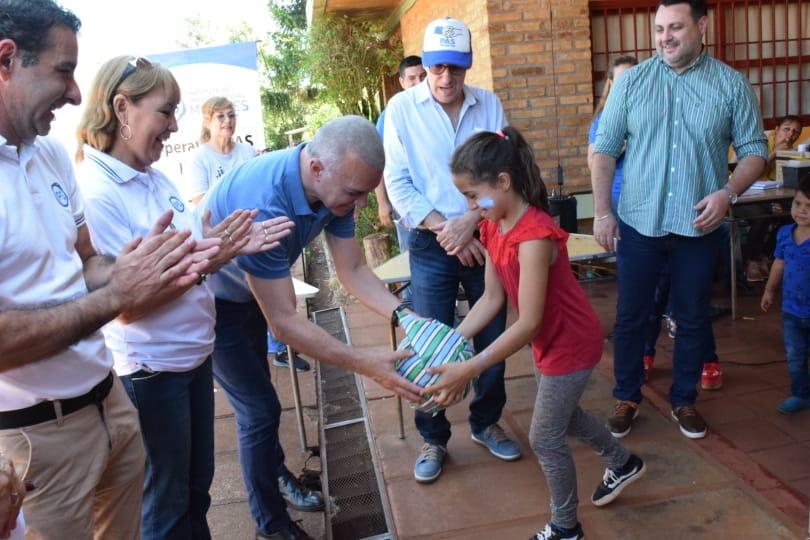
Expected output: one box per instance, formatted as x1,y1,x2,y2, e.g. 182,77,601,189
395,0,595,191
488,0,594,190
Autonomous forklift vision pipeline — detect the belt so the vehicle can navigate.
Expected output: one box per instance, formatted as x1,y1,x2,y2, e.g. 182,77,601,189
0,372,115,430
413,227,481,239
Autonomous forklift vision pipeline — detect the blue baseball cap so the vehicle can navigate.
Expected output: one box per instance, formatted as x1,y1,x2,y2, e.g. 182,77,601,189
422,17,473,69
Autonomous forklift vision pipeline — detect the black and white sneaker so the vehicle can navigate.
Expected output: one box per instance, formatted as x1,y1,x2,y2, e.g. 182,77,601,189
591,454,646,507
272,349,311,372
529,522,584,540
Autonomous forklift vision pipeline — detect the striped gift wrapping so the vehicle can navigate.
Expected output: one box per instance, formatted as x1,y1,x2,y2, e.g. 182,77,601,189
395,312,474,415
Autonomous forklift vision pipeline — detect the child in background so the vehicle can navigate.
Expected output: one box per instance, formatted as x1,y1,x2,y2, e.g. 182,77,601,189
428,127,645,540
761,174,810,414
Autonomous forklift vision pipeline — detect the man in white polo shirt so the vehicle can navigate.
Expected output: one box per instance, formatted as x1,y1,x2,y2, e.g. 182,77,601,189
0,1,216,537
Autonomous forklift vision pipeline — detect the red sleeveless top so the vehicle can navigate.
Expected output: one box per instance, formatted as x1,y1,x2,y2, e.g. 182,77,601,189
479,206,603,376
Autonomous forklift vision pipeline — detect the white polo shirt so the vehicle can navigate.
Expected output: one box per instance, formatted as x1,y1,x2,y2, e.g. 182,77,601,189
0,136,111,411
79,145,215,376
184,142,256,202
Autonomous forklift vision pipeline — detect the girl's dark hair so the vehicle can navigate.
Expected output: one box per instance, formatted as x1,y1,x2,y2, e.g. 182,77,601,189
450,126,549,213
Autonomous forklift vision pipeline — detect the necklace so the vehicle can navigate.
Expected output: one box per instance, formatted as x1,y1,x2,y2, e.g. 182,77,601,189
499,203,530,234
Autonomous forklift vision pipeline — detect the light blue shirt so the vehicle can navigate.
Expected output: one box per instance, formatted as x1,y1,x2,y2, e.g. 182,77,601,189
595,52,767,238
205,143,355,302
383,79,505,229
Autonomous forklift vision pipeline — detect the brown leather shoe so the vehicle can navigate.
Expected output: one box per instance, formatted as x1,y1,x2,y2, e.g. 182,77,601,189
607,400,639,438
671,405,707,439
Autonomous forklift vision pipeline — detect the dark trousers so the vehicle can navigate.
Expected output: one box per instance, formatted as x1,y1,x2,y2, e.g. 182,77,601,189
212,299,292,535
408,230,507,445
120,359,214,540
613,221,723,406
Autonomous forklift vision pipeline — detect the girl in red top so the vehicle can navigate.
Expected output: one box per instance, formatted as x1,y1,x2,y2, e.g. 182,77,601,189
428,127,645,540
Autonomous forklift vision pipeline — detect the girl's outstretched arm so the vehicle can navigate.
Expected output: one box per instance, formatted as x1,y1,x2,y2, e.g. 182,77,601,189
455,252,506,340
428,239,555,405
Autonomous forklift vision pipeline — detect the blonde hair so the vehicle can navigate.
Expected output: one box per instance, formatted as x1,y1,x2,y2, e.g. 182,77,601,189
595,55,638,117
75,55,181,161
199,96,235,144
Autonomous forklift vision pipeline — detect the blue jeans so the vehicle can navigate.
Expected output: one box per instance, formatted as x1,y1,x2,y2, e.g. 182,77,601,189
212,299,291,534
408,229,507,445
613,221,723,406
643,267,672,357
120,358,214,540
783,312,810,400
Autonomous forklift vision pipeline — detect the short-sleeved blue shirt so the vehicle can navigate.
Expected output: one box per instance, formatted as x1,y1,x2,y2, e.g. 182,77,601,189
206,143,355,302
774,223,810,318
588,112,624,209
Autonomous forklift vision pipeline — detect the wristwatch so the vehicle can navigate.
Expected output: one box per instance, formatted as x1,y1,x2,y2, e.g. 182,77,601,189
391,302,410,326
723,184,738,205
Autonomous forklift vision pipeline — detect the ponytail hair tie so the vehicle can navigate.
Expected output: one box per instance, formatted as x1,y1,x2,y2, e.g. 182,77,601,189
495,129,509,141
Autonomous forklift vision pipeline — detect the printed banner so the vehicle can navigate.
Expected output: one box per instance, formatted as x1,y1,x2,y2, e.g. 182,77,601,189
150,41,265,194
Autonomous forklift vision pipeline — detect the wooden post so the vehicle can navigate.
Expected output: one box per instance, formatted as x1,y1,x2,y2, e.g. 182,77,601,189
363,233,392,268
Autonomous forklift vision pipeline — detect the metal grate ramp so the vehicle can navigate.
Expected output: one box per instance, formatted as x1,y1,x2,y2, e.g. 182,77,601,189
312,307,395,540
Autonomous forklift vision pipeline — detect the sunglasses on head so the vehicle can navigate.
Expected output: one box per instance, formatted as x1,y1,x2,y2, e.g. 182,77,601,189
428,64,465,76
111,56,152,99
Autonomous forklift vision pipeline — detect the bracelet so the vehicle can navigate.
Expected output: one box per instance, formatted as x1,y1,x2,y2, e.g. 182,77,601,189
594,214,612,222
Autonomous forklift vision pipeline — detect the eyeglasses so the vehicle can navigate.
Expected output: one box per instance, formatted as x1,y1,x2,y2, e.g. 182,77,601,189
428,64,466,76
214,111,237,122
111,56,152,98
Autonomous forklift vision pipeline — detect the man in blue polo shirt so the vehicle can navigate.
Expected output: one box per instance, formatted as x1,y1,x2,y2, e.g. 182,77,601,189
205,115,420,540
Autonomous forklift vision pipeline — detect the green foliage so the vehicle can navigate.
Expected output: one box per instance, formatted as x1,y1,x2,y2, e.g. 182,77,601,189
303,102,342,136
306,15,402,121
265,0,308,95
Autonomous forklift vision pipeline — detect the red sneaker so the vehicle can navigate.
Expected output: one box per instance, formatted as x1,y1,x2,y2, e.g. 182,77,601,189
701,362,723,390
643,355,655,382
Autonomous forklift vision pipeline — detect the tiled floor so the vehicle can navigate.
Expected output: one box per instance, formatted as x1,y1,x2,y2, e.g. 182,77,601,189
638,286,810,508
206,278,809,539
345,281,809,539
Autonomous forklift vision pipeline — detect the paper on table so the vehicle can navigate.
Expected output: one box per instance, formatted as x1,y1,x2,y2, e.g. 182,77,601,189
747,180,779,190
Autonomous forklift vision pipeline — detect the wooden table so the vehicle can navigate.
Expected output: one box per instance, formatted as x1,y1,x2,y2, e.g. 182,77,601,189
372,233,612,438
288,278,319,451
373,233,614,281
727,187,795,319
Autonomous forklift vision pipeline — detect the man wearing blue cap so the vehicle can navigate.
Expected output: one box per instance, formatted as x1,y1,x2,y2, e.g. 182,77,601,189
383,17,520,484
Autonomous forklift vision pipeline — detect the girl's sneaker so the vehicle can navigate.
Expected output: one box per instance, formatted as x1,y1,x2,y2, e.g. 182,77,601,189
591,454,646,506
530,522,584,540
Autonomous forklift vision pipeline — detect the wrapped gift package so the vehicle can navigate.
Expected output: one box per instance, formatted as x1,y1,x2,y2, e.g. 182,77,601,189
395,312,474,415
